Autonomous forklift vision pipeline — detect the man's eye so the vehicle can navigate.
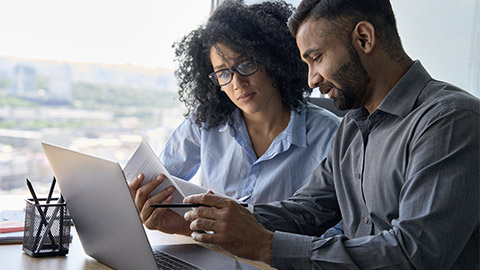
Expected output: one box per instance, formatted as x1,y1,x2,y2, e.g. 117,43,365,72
312,54,322,62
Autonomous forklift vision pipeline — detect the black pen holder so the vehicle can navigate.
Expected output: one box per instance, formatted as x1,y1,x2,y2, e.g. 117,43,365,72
22,198,72,257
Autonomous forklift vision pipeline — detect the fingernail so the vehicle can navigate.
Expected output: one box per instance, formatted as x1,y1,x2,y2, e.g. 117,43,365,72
156,175,163,181
167,186,174,192
137,173,142,179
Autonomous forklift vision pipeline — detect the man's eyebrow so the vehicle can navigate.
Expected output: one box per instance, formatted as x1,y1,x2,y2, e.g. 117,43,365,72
302,48,317,60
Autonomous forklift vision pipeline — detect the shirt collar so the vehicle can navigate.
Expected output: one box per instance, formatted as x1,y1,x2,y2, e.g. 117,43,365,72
376,60,432,118
217,109,241,134
289,106,307,148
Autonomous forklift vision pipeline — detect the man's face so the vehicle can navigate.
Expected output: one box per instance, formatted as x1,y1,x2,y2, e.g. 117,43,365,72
296,19,370,110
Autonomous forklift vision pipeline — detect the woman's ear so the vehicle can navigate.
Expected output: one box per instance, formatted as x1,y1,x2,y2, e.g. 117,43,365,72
351,21,376,54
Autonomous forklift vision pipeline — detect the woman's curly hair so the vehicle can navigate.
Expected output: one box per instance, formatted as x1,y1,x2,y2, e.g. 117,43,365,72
173,0,311,128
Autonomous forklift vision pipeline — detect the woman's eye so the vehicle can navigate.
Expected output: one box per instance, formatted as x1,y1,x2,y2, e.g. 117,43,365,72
217,70,230,80
243,61,254,68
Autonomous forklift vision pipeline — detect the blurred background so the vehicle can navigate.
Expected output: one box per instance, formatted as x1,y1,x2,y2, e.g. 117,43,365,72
0,0,478,216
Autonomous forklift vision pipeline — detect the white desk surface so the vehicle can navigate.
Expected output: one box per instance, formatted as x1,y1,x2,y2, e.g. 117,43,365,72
0,227,275,270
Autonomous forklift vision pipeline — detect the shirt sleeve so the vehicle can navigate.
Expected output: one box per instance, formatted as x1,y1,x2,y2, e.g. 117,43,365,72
254,105,480,269
253,154,341,237
159,118,202,180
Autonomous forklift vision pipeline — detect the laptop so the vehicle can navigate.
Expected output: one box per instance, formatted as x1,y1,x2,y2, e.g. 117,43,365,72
41,142,258,270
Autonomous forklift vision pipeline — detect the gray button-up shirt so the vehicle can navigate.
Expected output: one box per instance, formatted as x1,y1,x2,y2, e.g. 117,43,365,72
254,61,480,269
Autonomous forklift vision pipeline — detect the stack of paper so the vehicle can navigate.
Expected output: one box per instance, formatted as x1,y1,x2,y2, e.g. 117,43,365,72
0,220,24,244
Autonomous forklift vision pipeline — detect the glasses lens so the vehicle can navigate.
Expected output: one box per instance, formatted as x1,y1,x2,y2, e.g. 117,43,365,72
236,60,257,76
208,60,257,86
215,70,232,86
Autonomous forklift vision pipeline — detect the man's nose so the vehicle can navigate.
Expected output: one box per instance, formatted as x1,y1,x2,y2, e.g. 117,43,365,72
308,72,324,89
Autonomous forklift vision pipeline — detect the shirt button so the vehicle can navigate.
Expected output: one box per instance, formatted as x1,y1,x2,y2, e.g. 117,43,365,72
364,217,370,224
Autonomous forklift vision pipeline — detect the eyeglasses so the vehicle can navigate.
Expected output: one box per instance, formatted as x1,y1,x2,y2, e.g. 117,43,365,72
208,60,258,86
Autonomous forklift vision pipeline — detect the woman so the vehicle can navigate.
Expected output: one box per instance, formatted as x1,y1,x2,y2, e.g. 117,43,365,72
155,0,340,204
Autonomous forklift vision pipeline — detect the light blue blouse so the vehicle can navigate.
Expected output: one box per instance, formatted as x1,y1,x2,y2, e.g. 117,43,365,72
159,103,340,204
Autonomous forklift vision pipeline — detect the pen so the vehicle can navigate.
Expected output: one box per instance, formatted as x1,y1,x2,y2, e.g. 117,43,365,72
34,176,56,241
46,176,56,205
150,203,248,208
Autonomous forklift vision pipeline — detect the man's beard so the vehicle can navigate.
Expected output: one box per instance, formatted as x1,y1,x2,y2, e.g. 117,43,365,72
326,45,371,110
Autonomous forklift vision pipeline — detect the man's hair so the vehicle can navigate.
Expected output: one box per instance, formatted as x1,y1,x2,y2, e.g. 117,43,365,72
288,0,405,62
173,0,310,129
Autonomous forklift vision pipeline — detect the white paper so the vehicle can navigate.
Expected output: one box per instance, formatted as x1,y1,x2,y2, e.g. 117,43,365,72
170,175,209,196
122,138,246,215
123,138,189,215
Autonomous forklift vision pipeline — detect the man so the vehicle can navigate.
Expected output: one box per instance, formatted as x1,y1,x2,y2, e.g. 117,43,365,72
131,0,479,269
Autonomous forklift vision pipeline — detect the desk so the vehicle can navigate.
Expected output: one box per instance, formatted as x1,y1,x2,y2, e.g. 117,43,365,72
0,227,275,270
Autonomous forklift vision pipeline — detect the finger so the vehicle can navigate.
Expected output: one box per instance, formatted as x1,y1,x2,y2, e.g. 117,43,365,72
141,185,176,217
135,174,165,205
142,174,166,192
189,217,216,232
183,190,215,204
129,173,144,190
141,194,174,223
134,174,165,209
191,231,216,244
185,193,238,210
150,185,176,202
184,206,218,222
128,173,145,198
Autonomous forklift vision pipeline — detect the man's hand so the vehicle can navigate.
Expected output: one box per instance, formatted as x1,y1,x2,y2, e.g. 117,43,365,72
183,193,273,264
128,173,192,236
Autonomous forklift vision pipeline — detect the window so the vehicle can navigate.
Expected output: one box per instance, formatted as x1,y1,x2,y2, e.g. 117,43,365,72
0,0,210,214
1,0,478,215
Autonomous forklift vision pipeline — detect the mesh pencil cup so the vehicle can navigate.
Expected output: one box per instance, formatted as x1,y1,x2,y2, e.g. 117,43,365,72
22,198,71,257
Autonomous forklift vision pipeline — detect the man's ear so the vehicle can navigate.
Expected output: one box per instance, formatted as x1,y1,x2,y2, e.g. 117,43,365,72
351,21,375,54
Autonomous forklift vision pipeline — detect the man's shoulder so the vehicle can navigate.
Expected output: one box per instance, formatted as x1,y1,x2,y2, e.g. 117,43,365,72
418,80,480,115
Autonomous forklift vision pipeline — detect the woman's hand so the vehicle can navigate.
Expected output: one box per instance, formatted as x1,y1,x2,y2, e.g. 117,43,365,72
128,173,192,236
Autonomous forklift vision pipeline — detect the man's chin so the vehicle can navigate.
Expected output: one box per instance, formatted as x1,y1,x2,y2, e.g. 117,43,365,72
333,98,361,111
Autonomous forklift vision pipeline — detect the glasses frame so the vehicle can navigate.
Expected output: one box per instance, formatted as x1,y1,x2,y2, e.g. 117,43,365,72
208,59,258,86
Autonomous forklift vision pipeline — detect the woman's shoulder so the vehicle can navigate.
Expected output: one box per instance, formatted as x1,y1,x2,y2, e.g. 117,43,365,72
302,102,341,125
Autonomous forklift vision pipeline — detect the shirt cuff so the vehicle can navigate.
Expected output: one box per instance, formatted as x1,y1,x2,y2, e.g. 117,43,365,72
271,231,313,269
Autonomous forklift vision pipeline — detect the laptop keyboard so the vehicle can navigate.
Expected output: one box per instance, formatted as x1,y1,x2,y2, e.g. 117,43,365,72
153,250,204,270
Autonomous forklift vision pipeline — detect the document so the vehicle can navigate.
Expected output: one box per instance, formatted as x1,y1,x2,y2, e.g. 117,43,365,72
122,138,208,215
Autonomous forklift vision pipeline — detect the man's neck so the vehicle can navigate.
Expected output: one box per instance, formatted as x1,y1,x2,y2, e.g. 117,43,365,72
363,53,413,114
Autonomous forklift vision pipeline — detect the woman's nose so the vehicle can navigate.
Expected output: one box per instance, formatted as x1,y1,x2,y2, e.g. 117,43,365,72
231,72,249,90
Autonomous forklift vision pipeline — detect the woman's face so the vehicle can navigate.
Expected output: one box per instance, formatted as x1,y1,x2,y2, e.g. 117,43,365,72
209,44,283,116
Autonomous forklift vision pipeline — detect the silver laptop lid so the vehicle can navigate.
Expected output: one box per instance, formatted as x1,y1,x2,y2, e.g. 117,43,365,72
42,142,158,270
